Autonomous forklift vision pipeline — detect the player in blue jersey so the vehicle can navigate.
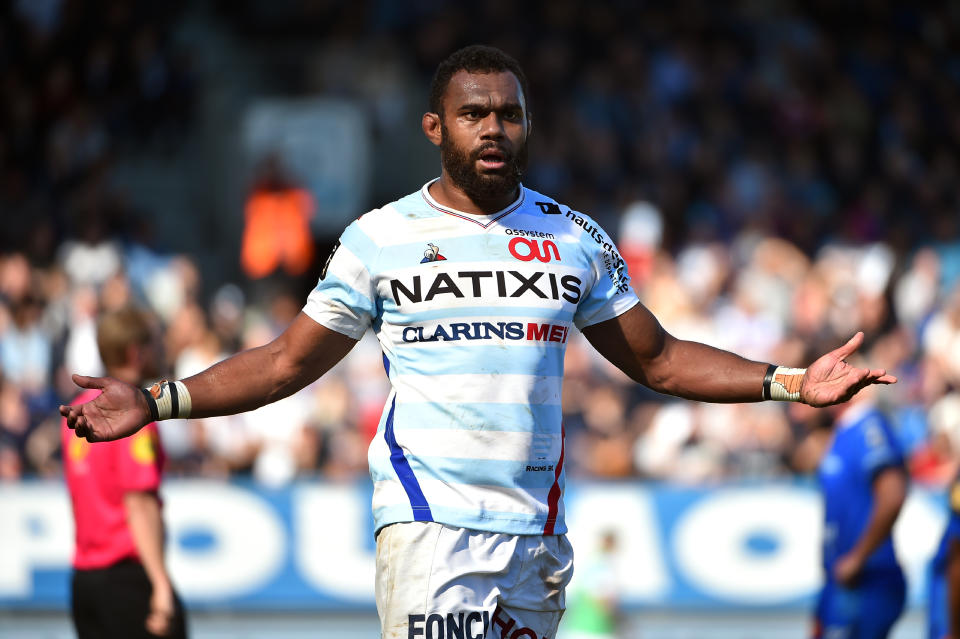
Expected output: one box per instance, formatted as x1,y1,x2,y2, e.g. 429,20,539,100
62,45,898,639
813,389,908,639
929,474,960,639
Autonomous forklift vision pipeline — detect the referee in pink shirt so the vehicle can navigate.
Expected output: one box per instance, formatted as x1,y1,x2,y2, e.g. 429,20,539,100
61,307,187,638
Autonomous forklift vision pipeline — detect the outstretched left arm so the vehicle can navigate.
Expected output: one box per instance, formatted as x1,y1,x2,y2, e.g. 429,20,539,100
582,302,897,406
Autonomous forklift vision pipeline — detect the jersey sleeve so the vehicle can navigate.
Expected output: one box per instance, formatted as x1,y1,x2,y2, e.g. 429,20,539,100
572,216,639,329
302,219,379,339
858,414,904,480
115,423,163,493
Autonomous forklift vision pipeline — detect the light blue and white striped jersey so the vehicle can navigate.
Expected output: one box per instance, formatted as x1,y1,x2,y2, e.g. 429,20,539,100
303,180,639,535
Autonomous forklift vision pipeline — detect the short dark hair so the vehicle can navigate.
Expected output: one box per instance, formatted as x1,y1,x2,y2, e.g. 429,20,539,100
429,45,530,116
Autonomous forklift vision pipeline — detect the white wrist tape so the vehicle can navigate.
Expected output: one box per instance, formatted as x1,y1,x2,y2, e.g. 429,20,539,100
145,380,192,420
762,365,806,402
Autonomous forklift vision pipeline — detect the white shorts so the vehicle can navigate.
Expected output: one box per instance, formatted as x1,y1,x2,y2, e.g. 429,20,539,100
375,521,575,639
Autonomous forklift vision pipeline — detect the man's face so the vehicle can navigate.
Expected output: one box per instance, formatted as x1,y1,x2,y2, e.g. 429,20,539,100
437,70,529,202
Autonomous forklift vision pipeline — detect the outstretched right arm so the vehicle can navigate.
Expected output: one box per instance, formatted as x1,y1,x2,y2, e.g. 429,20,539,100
60,312,358,442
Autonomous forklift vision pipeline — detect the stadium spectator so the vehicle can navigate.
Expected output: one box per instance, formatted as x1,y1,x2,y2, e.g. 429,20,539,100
0,0,954,495
0,293,51,395
61,306,187,639
913,393,960,487
61,45,896,639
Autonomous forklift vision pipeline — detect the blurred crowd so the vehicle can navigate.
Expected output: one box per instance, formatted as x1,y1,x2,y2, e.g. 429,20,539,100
2,1,960,487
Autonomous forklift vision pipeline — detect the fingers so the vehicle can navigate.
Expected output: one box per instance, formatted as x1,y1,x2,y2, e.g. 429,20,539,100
73,416,92,440
63,411,100,442
830,331,864,361
71,374,108,390
858,368,897,385
831,334,899,385
60,404,82,429
868,369,898,384
59,396,105,441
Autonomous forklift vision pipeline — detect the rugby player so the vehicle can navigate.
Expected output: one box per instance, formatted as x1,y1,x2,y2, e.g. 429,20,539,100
813,389,907,639
61,45,896,639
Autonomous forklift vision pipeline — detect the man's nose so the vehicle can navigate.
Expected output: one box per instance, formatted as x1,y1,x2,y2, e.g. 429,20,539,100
479,112,505,138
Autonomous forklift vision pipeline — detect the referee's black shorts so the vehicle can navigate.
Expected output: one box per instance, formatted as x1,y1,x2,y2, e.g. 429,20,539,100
71,559,188,639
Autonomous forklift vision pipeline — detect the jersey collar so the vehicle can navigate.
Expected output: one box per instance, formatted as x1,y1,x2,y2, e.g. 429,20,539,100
420,178,525,228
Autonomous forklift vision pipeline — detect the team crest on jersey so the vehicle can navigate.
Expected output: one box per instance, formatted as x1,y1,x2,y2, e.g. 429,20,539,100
131,430,157,465
421,243,446,263
864,423,884,449
69,436,90,462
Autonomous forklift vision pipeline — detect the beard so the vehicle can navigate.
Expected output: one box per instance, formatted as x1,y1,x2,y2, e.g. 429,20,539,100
440,123,528,204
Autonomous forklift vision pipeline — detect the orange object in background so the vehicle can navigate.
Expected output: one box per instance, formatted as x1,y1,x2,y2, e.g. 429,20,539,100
241,187,315,279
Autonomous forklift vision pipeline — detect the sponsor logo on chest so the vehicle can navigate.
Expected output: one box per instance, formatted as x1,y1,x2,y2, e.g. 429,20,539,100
389,271,582,306
401,321,569,344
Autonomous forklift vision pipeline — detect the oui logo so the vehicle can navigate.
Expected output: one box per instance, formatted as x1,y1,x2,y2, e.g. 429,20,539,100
508,238,561,262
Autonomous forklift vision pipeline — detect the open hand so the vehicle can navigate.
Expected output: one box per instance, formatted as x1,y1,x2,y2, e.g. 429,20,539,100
800,332,897,407
58,374,152,442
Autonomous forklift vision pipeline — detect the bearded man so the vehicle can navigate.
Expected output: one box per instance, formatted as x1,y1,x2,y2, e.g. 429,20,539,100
62,45,896,639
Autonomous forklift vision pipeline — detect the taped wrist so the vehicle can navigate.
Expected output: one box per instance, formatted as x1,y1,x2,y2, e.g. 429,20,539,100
143,380,193,420
140,388,159,422
762,365,806,402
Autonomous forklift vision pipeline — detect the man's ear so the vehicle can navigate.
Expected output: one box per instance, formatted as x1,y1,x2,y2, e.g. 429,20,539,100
422,112,442,147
